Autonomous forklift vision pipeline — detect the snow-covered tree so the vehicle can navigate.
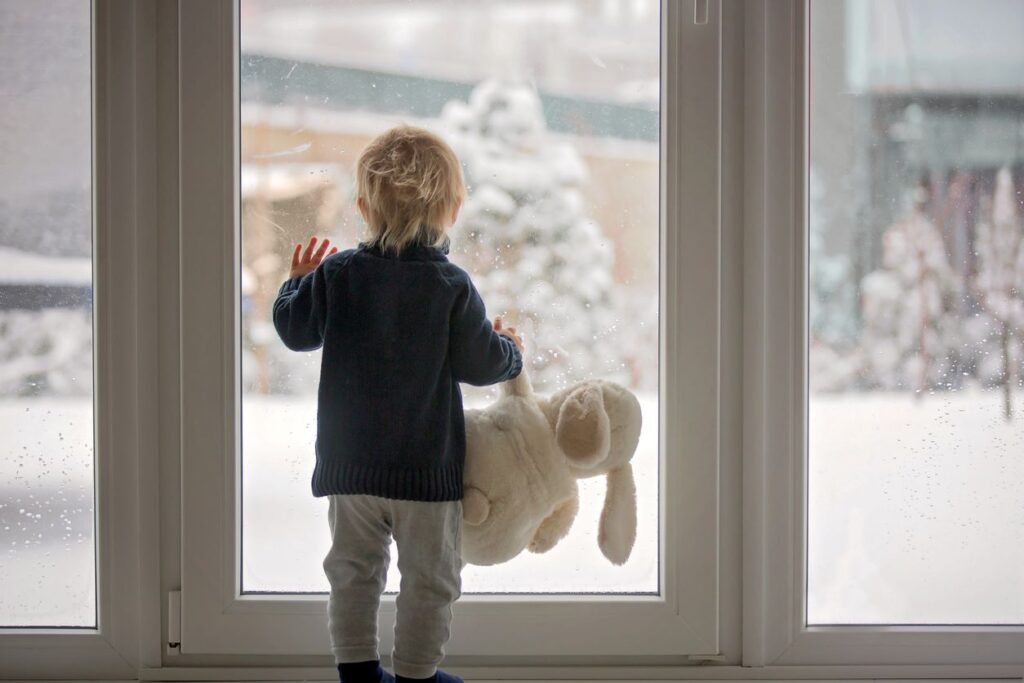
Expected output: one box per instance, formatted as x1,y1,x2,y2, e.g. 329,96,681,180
972,167,1024,418
441,81,625,390
860,192,963,392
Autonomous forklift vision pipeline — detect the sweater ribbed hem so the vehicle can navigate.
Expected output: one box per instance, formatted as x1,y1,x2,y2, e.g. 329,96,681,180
311,459,463,501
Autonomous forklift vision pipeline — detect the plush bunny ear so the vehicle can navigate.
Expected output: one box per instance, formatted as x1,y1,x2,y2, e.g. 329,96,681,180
556,385,611,469
598,464,637,565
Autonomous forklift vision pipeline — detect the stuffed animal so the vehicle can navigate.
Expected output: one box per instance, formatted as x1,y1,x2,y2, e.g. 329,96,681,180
461,370,643,566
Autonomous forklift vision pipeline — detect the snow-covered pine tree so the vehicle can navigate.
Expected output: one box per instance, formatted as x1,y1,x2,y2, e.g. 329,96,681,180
441,80,624,391
860,188,962,393
972,167,1024,418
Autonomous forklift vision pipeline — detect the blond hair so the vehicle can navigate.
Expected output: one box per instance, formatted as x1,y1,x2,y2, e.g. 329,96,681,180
354,125,465,254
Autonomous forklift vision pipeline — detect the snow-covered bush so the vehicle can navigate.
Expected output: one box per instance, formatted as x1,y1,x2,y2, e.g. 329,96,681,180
809,340,863,393
859,203,964,391
807,170,863,393
442,81,630,391
959,310,1023,388
809,170,858,350
0,308,92,396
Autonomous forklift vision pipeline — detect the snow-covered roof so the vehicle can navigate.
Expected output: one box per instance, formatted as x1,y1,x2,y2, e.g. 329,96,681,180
0,247,91,286
241,162,348,201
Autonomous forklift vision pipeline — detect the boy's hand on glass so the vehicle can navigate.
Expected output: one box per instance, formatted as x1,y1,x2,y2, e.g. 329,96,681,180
494,316,524,351
290,236,337,279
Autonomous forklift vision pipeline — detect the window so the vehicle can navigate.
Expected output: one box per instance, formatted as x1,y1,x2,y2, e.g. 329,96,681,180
0,0,94,629
179,0,720,657
238,0,660,595
807,0,1024,626
747,0,1024,667
2,1,160,677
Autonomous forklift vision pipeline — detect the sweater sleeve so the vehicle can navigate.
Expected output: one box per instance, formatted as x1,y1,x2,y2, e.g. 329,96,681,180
450,277,523,386
272,266,328,352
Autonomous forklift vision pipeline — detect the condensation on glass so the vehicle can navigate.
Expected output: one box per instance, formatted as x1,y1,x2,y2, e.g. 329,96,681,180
0,0,95,627
808,0,1024,624
239,0,659,593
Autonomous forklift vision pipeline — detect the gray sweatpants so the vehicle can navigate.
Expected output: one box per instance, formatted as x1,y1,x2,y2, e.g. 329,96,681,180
323,494,462,679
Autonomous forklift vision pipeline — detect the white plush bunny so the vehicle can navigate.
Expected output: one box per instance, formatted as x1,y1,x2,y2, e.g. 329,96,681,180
461,370,643,566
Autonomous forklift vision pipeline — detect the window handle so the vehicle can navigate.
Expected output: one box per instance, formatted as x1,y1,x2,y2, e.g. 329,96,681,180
694,0,708,25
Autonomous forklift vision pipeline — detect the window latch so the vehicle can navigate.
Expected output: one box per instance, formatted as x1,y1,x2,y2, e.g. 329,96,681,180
694,0,709,25
168,590,182,654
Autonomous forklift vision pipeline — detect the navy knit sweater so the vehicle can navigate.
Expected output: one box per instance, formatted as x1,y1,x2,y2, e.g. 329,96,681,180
272,241,523,501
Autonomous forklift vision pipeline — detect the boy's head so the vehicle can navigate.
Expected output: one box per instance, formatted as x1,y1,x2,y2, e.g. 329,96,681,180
354,125,465,254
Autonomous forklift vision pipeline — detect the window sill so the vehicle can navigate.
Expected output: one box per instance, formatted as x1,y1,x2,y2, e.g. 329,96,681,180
137,664,1024,681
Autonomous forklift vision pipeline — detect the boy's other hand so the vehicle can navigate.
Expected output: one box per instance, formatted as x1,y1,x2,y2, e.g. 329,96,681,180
290,236,338,279
494,316,524,351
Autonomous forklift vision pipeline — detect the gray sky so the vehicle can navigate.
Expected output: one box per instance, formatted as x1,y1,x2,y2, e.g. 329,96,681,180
0,0,91,200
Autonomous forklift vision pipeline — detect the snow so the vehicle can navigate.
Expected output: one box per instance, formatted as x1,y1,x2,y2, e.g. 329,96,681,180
808,169,857,350
971,167,1024,409
808,387,1024,624
0,246,91,286
0,309,93,396
0,398,95,627
813,169,1024,402
859,205,963,392
3,389,1024,625
240,393,659,594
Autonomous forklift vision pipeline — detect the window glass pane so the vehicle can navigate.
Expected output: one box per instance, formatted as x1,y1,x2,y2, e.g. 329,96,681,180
808,0,1024,624
240,0,659,593
0,0,95,627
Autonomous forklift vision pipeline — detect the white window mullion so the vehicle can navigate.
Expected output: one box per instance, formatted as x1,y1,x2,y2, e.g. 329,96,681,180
740,0,806,667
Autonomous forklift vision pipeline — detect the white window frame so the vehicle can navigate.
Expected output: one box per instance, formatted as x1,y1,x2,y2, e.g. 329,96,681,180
741,0,1024,672
8,1,1024,679
176,0,725,661
0,1,160,678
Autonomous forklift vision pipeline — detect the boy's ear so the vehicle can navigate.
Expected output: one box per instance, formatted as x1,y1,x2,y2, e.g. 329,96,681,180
356,197,369,223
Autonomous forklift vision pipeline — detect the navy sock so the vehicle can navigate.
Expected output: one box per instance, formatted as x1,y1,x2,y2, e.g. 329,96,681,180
395,669,462,683
338,661,394,683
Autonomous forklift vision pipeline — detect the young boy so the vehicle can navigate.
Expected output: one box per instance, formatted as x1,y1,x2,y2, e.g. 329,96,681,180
273,126,523,683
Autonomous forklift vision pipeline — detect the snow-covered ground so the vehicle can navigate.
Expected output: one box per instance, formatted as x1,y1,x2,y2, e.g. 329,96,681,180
0,246,91,286
0,398,95,626
3,389,1023,625
240,394,660,594
808,389,1024,624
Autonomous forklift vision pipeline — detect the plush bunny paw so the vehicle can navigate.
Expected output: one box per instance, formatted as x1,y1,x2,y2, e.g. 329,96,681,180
528,494,579,554
528,526,558,554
